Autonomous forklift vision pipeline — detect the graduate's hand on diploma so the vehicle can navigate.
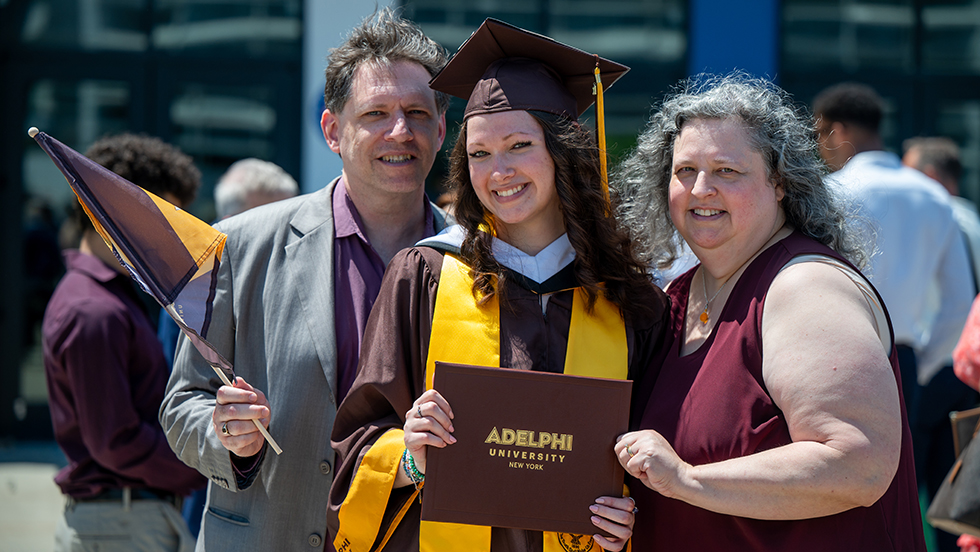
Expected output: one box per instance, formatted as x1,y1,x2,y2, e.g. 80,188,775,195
403,389,456,475
213,377,271,458
590,495,635,551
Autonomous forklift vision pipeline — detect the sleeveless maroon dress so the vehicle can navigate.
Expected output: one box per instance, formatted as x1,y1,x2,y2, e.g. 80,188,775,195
631,231,926,550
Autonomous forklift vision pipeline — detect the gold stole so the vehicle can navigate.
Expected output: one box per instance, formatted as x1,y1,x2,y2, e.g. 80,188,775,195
333,253,628,552
420,254,628,552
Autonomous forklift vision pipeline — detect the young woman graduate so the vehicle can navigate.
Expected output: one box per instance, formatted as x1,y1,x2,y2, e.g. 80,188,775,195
326,18,669,552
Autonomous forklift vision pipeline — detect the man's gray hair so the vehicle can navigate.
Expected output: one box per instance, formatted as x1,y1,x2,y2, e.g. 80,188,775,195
323,7,450,115
615,72,870,271
903,136,963,185
214,158,299,219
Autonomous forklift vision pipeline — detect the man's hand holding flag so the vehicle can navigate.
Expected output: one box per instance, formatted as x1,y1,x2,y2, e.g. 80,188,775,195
29,127,282,454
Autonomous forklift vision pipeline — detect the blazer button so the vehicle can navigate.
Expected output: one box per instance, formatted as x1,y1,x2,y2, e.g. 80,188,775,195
319,461,331,475
308,533,322,547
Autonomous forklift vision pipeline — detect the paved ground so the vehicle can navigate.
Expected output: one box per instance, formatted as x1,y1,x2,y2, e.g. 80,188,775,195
0,439,946,552
0,441,66,552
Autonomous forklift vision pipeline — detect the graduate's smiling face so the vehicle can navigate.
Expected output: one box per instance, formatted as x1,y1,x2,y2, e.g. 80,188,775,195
466,110,564,248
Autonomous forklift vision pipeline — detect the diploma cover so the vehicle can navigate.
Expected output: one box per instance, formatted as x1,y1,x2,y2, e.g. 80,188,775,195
420,361,632,535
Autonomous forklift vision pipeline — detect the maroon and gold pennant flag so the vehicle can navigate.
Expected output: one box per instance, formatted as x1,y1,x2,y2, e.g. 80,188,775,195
30,127,281,454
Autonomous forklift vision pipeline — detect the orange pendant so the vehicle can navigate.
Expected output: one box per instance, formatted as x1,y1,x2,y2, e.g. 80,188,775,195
699,310,709,324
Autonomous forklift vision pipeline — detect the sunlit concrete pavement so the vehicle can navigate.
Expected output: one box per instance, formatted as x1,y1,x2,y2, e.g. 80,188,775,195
0,441,66,552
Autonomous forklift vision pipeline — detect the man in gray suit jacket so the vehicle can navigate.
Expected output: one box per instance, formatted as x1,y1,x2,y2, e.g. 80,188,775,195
160,10,452,551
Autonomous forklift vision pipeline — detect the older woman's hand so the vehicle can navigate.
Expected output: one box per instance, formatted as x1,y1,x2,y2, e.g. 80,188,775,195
402,389,456,475
615,430,691,499
590,495,636,551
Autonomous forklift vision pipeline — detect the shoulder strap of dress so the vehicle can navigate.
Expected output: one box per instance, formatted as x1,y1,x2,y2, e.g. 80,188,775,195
780,254,892,354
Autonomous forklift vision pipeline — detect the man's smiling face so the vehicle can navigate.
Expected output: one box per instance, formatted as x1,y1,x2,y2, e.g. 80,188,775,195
321,60,446,198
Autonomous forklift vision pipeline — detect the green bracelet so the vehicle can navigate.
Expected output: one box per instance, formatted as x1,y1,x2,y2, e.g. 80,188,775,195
402,448,424,487
400,449,416,487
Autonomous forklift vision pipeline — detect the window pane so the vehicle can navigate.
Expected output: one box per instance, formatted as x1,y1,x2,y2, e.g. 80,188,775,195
168,82,279,220
21,78,132,408
152,0,301,57
936,99,980,202
548,0,685,64
407,0,684,70
404,0,686,158
783,0,915,74
408,0,548,46
547,0,686,147
922,1,980,75
13,0,148,51
24,79,132,215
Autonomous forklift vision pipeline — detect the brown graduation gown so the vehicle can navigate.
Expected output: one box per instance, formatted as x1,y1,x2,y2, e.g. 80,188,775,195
328,245,669,552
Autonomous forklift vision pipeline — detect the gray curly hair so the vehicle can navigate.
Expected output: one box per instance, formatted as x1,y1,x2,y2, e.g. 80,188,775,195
614,73,870,271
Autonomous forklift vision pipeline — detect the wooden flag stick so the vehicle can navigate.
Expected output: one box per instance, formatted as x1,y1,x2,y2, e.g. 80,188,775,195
209,365,284,455
162,303,285,456
161,306,284,456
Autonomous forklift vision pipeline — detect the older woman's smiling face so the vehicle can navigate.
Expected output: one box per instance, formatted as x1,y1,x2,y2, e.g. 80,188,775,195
668,117,786,265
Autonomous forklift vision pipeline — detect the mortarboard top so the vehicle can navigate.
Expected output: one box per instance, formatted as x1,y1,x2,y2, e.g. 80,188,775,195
429,18,629,120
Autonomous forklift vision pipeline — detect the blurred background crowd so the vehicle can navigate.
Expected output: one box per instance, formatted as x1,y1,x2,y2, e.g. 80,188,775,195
2,1,980,550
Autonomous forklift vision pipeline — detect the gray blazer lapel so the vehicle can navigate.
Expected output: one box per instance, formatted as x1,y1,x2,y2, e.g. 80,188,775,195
285,178,339,401
282,179,453,402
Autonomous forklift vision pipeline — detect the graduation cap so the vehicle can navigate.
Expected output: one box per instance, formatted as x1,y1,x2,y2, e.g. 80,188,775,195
430,18,629,199
429,18,629,120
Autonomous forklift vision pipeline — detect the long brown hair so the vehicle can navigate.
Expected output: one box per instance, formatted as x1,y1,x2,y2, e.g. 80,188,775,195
448,111,656,323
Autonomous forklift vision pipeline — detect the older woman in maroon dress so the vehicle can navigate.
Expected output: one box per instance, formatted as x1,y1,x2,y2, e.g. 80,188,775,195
613,74,927,550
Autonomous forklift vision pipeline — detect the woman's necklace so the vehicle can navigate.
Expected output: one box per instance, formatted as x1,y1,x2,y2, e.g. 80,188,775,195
699,269,730,325
694,226,790,327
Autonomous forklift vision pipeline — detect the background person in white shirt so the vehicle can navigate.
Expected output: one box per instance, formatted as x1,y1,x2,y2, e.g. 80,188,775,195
814,82,974,552
903,136,980,290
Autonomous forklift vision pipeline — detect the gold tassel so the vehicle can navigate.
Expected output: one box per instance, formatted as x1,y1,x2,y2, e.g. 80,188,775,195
593,58,610,209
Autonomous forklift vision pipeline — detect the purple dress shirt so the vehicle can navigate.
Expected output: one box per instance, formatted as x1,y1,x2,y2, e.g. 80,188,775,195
42,250,205,498
333,181,436,403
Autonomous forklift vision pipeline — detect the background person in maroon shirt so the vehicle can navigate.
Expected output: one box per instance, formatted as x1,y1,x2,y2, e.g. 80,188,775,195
42,133,206,551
